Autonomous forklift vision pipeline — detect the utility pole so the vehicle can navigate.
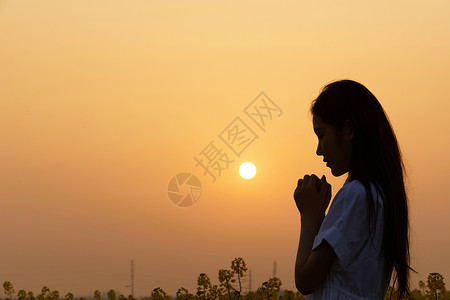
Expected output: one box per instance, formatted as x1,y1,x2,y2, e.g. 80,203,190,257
249,270,252,293
273,260,277,277
131,259,134,298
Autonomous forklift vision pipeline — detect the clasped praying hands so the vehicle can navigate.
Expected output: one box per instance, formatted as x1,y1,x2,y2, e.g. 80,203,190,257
294,174,332,228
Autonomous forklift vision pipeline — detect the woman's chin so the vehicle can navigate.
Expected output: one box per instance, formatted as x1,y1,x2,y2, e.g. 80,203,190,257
330,167,346,177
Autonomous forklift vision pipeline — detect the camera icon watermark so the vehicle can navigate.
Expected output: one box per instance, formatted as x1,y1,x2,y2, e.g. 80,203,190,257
167,173,202,208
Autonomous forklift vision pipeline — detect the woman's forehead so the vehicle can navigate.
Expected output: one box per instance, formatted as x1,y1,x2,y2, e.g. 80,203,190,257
313,115,336,135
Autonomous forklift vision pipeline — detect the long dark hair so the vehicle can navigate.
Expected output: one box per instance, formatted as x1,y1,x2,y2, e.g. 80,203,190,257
310,79,413,299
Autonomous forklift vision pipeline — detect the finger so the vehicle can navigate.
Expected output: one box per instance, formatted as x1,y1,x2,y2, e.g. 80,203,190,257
297,178,303,187
310,174,319,181
317,174,327,190
303,174,310,186
315,179,321,191
309,174,319,189
319,178,328,199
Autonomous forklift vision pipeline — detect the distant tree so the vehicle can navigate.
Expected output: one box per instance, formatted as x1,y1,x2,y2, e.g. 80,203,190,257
426,273,447,299
49,290,59,300
18,290,28,300
63,293,74,300
280,290,294,300
218,269,235,300
420,281,427,295
118,294,126,300
195,273,222,300
256,281,268,300
94,290,102,300
230,258,247,300
127,295,135,300
270,277,282,299
197,273,212,300
107,290,116,300
37,286,50,300
3,281,15,300
28,291,36,300
242,291,257,300
256,278,282,300
151,288,170,300
209,284,224,300
176,287,195,300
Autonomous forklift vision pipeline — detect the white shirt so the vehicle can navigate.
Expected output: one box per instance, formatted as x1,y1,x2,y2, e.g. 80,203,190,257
306,176,392,300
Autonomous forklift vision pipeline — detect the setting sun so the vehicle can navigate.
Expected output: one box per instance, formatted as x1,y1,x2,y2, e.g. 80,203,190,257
239,162,256,179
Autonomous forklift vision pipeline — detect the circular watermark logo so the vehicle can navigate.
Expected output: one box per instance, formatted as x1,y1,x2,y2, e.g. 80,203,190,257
167,173,202,207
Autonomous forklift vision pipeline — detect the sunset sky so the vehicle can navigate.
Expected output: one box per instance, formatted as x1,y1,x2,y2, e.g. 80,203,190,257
1,0,450,298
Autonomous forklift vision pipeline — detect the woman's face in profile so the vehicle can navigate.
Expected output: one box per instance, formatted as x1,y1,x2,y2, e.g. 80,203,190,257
313,114,353,177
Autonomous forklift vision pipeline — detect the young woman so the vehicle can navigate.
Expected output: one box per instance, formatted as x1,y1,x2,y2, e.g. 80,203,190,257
293,80,413,299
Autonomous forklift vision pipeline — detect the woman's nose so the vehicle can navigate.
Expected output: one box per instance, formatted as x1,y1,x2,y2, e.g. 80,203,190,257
316,143,323,156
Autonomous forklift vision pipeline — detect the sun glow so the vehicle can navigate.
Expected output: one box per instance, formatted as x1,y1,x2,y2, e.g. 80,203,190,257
239,162,256,179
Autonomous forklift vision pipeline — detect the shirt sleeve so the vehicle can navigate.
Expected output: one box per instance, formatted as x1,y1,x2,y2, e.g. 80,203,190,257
311,180,370,270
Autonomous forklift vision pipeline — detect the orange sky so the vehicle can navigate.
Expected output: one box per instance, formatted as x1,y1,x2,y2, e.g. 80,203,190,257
1,0,450,297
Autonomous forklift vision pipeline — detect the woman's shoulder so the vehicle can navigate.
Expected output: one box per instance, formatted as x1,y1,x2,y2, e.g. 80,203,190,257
335,177,367,201
343,178,366,193
339,177,384,205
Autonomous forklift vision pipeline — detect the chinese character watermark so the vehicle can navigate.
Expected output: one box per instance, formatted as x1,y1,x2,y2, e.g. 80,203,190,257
244,92,283,131
219,117,258,157
193,141,235,183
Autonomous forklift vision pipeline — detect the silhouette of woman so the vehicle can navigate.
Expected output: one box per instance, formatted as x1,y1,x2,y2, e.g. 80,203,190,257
293,80,414,299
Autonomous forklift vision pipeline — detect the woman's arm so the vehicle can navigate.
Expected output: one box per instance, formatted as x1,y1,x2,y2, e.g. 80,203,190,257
293,174,337,295
295,216,337,295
